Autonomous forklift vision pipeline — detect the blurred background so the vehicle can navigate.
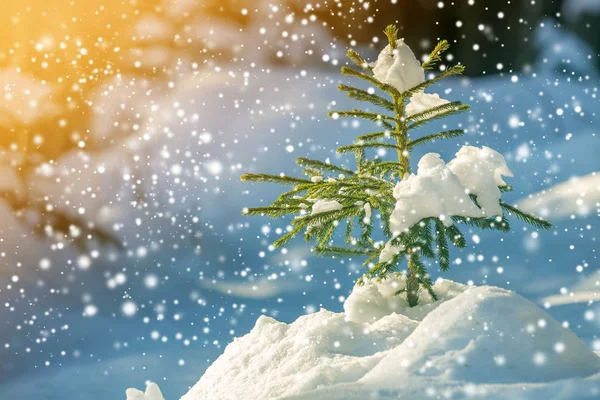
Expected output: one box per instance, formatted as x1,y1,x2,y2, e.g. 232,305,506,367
0,0,598,398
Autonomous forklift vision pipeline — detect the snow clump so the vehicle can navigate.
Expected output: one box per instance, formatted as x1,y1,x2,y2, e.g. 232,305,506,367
389,152,481,235
406,92,449,116
126,382,164,400
448,145,514,217
371,39,425,93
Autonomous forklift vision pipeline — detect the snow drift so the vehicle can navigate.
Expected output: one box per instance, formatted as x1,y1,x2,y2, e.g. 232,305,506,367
518,172,600,221
130,278,600,399
126,383,165,400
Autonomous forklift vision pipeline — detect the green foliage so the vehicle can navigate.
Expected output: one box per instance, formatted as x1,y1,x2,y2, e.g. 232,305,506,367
241,24,551,308
408,129,465,148
383,24,400,50
422,40,451,71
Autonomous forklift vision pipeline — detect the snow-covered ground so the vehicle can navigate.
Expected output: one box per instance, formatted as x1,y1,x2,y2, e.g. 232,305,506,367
0,18,599,400
138,278,600,400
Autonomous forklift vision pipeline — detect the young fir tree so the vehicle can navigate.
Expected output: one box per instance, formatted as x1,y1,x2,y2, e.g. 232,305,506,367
241,25,551,307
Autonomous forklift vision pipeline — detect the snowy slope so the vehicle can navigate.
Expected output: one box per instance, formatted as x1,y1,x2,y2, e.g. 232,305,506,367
138,278,600,400
518,172,600,221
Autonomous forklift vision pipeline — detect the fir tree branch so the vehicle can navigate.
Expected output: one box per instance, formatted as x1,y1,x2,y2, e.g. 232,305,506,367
359,211,374,246
362,253,380,267
403,64,466,97
357,131,392,141
240,173,311,185
318,223,337,247
296,158,354,175
407,101,467,122
434,220,450,271
242,206,305,217
273,223,306,248
367,252,405,279
354,148,366,173
408,129,465,148
345,218,354,243
346,49,372,72
341,66,382,87
340,67,401,97
500,201,552,230
419,276,438,301
292,206,362,227
453,215,511,232
421,40,450,71
337,84,395,112
314,246,377,257
407,102,470,131
337,142,401,154
329,110,396,124
408,255,437,301
444,224,466,248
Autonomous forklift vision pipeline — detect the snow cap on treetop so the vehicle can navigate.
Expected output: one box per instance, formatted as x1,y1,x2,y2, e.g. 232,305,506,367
371,39,425,92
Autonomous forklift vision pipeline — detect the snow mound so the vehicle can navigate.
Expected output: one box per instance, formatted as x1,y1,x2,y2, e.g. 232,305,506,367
179,307,412,400
362,285,600,385
163,278,600,400
126,382,164,400
344,275,468,323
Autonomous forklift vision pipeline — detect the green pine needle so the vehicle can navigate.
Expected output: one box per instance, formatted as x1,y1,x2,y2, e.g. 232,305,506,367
500,201,552,230
296,158,354,175
407,102,470,131
434,220,451,271
242,206,305,217
408,129,465,148
314,246,377,257
340,66,401,97
384,25,399,49
422,40,451,71
337,142,401,154
357,131,392,142
337,84,395,112
329,110,396,124
403,64,466,97
241,173,311,185
273,224,306,248
346,49,372,72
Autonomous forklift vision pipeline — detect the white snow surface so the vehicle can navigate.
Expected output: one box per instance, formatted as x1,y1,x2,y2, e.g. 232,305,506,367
133,277,600,400
448,145,514,217
517,172,600,221
389,152,481,235
371,39,424,93
406,92,449,116
126,382,165,400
